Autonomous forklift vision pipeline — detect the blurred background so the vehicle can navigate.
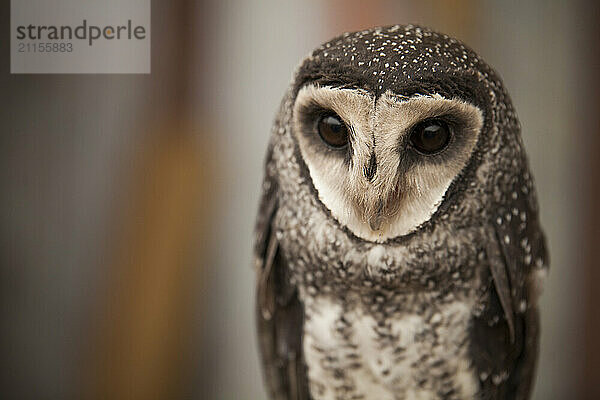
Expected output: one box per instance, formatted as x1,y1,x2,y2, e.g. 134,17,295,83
1,0,598,399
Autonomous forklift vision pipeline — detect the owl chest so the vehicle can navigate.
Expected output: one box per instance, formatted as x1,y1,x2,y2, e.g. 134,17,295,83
300,293,480,400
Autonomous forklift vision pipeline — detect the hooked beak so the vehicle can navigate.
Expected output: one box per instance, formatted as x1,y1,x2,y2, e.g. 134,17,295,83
358,152,401,232
368,200,385,231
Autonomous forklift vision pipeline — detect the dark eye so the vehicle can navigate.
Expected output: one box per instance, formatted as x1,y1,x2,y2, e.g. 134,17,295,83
409,119,451,154
317,114,349,148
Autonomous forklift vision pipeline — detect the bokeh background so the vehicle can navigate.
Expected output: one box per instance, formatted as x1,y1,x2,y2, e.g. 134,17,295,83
1,0,599,399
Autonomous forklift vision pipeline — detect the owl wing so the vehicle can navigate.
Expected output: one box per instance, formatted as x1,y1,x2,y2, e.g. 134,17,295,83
472,170,549,400
254,156,311,400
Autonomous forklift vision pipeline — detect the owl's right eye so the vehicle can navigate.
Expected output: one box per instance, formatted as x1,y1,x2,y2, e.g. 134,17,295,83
317,114,349,148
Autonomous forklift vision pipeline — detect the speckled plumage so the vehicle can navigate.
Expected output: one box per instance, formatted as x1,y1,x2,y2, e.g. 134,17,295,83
254,25,548,400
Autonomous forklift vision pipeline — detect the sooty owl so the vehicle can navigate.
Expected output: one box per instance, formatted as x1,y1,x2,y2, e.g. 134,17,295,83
254,25,548,400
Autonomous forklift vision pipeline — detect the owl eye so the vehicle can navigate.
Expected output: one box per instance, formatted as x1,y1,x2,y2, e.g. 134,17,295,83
317,114,349,148
409,119,451,155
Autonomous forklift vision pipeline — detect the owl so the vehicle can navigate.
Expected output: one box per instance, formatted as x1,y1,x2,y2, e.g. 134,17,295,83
254,25,548,400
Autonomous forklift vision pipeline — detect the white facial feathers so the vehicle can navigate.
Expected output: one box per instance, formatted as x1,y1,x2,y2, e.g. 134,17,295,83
293,84,483,242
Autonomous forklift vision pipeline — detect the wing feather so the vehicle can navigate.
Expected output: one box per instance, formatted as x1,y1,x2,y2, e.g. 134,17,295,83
254,157,311,400
472,170,548,399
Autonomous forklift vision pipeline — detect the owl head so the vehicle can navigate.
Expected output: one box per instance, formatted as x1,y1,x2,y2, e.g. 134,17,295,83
279,24,522,243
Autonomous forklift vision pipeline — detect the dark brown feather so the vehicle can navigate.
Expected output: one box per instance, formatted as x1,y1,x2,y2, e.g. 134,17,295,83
471,170,548,399
254,168,311,400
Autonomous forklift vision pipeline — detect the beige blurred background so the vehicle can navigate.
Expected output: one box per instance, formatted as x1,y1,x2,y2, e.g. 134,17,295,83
1,0,598,399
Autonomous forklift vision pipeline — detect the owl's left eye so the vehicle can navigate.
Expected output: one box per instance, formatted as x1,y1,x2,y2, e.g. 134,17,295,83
409,119,452,155
317,114,349,148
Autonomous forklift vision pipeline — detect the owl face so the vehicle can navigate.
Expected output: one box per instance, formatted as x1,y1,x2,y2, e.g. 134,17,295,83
293,84,484,242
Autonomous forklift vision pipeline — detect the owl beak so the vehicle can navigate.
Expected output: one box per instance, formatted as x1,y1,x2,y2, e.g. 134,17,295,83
368,200,384,231
361,153,400,231
369,215,383,231
365,155,383,230
363,153,377,182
